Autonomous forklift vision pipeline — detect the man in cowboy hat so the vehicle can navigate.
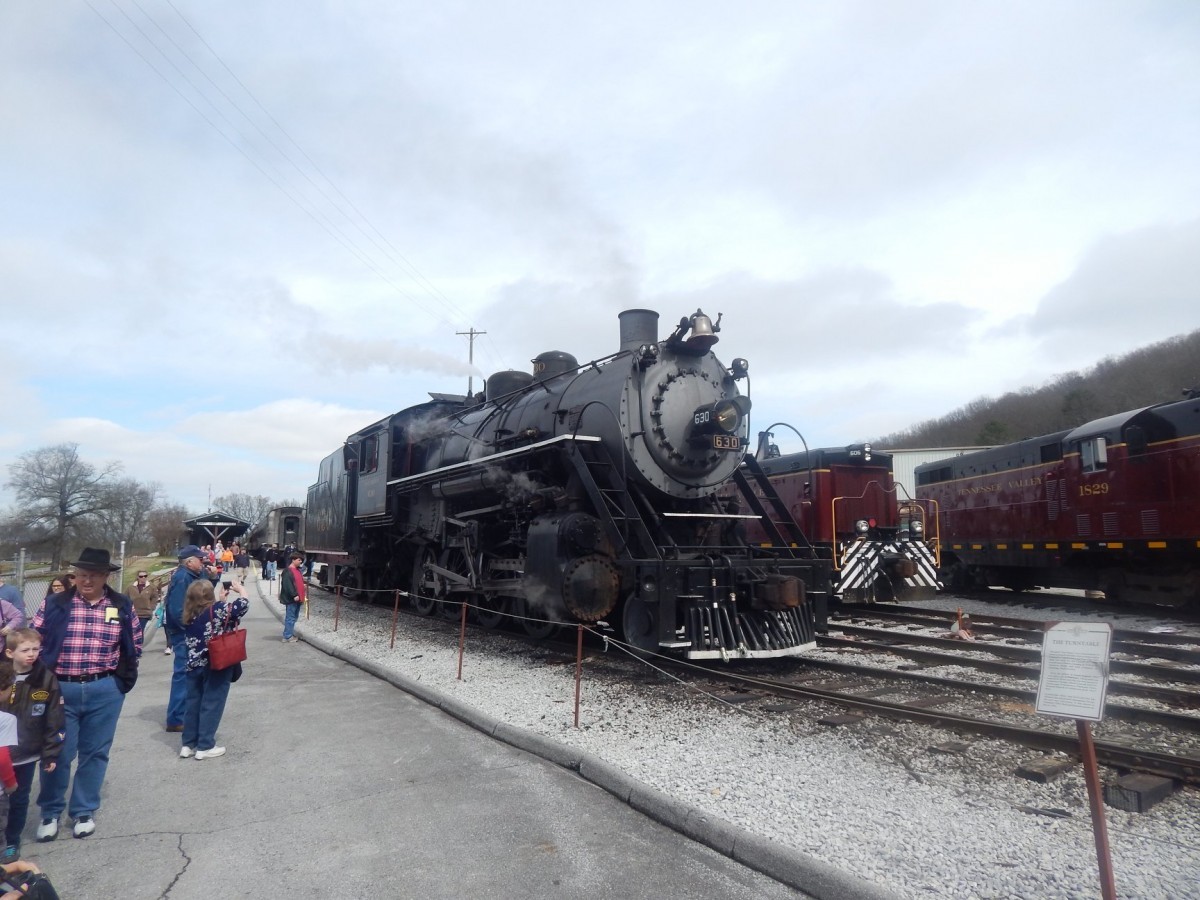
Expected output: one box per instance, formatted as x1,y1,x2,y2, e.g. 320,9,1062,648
32,547,141,841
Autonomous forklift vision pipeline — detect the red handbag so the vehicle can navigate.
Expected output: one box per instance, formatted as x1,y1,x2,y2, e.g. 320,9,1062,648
208,606,247,670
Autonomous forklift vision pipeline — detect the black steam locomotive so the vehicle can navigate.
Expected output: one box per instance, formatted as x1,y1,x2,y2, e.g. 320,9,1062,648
305,309,831,660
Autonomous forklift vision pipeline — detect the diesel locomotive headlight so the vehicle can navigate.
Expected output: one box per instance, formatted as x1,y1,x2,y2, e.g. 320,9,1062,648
855,519,870,535
910,520,924,538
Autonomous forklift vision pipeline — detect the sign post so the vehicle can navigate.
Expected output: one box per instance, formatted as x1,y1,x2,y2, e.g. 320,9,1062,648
1035,621,1116,900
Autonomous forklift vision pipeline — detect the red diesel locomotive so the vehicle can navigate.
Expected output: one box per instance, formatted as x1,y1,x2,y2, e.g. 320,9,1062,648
746,440,940,603
915,391,1200,607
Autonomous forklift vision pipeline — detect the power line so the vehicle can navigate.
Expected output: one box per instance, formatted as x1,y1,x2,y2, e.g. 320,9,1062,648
87,0,473,331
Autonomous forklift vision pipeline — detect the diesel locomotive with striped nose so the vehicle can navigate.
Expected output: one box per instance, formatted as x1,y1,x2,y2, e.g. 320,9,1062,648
305,309,831,660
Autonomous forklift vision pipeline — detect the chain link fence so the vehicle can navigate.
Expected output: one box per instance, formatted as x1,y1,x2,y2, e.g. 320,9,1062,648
2,544,131,619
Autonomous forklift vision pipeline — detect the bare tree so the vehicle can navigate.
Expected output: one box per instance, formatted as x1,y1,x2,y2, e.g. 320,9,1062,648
147,503,191,555
5,443,122,568
97,479,162,552
212,493,275,527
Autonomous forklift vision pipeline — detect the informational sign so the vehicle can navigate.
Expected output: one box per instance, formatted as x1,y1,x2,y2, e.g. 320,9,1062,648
1035,622,1113,722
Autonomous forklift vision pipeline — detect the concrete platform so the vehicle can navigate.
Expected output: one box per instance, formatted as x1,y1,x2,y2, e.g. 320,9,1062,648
18,587,815,899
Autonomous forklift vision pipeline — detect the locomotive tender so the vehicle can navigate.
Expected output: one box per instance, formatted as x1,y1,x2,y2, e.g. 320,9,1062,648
305,309,832,659
915,391,1200,607
746,442,940,603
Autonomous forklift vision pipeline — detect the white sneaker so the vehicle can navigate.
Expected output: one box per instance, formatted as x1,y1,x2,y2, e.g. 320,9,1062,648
35,819,58,842
195,746,226,760
179,746,194,758
164,646,172,655
72,816,95,839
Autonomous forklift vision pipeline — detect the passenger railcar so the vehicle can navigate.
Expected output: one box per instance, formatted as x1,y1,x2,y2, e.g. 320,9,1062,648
249,506,305,555
915,392,1200,607
305,308,833,660
741,442,939,603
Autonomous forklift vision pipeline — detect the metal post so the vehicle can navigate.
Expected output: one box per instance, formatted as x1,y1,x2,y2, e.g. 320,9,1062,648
1077,720,1117,900
574,624,584,728
333,586,342,631
118,541,126,590
391,591,402,649
16,549,27,617
457,600,468,680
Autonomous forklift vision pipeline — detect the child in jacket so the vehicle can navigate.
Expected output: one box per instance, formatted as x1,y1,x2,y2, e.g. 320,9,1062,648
0,629,64,861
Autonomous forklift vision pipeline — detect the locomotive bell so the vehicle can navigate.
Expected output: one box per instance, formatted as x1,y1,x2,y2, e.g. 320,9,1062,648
686,310,720,351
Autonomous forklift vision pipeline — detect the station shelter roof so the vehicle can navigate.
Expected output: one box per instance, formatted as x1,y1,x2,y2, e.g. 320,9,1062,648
183,511,251,546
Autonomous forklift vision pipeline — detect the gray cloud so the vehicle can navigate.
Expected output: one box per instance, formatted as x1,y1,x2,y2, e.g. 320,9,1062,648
1028,218,1200,344
652,268,979,372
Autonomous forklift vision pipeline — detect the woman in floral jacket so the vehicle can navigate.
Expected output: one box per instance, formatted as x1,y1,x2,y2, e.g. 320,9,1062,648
178,580,248,760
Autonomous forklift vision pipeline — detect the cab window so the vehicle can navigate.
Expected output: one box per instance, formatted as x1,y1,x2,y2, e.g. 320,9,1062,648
360,435,379,475
1080,437,1107,473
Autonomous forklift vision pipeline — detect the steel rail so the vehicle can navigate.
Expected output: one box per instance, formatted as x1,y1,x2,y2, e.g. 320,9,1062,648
692,665,1200,784
827,626,1200,685
792,657,1200,732
857,608,1200,660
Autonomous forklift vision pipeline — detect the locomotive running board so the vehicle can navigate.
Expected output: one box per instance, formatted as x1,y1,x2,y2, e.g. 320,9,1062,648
386,433,602,489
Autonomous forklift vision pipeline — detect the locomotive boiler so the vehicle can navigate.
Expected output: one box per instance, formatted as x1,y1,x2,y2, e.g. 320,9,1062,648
306,308,832,659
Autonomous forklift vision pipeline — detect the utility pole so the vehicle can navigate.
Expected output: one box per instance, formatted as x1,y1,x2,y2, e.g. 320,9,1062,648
457,327,486,397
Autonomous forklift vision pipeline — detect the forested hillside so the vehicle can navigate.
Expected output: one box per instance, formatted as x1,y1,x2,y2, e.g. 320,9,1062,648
879,328,1200,449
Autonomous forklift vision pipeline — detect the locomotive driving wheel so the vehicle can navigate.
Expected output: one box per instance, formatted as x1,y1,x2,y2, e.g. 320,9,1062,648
474,592,509,629
410,547,440,616
515,597,558,640
437,548,474,620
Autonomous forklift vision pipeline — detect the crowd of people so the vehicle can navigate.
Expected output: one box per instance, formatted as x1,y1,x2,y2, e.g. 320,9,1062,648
0,534,313,892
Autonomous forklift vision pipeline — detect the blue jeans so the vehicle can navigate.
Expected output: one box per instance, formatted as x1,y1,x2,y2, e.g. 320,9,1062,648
182,666,234,751
283,601,301,639
7,761,36,846
166,629,189,726
38,676,125,820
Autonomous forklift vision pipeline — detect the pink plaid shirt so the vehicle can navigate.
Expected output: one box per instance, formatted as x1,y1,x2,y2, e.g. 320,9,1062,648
33,591,143,676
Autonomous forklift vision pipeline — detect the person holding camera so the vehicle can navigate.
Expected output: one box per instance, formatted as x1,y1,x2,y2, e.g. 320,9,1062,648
178,579,248,761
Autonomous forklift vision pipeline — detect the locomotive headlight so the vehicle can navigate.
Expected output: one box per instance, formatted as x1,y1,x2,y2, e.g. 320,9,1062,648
910,520,924,537
712,401,740,433
691,400,740,434
855,519,870,535
688,396,751,450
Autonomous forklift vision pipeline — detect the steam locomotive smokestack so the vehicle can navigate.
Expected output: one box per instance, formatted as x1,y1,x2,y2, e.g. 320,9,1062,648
618,309,659,352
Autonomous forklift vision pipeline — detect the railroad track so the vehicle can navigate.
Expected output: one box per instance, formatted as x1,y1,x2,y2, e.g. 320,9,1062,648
688,662,1200,785
320,588,1200,783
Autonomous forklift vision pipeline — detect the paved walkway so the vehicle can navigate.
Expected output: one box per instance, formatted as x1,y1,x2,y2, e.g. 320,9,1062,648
18,582,814,899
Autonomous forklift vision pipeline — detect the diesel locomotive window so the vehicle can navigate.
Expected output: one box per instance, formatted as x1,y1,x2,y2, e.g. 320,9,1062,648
360,435,380,475
1040,442,1063,463
916,465,952,486
1080,436,1108,473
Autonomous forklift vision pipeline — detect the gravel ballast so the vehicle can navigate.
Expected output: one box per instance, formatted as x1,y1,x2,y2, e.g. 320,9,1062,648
269,582,1200,900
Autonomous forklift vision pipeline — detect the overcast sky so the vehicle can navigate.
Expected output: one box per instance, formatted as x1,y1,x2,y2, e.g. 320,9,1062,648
2,0,1198,516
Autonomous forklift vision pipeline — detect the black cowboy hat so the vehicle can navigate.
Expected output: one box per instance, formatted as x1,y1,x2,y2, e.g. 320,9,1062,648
71,547,121,572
